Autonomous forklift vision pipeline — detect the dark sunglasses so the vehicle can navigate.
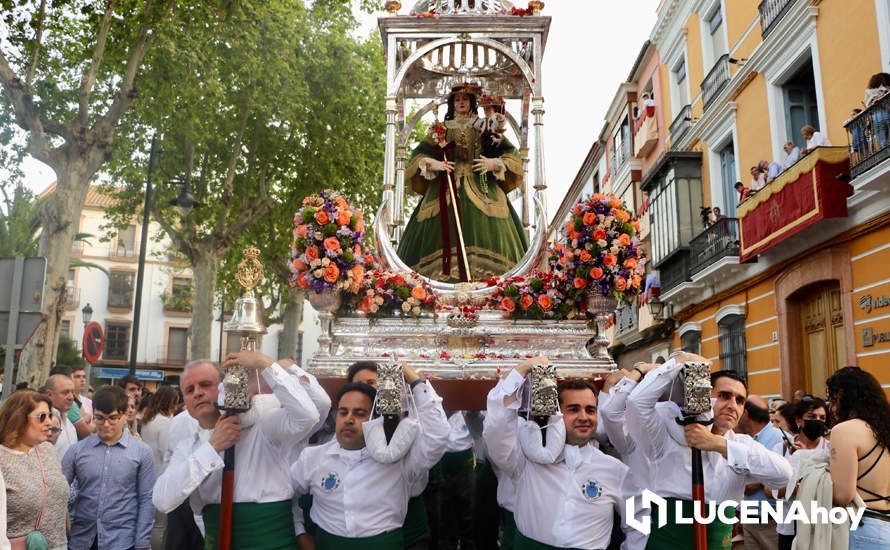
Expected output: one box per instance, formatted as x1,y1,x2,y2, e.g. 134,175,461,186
31,412,49,423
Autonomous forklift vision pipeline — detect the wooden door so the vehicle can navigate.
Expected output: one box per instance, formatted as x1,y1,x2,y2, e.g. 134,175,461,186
798,282,845,394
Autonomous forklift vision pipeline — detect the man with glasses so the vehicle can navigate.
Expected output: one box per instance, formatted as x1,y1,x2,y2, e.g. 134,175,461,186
62,385,156,550
625,353,793,550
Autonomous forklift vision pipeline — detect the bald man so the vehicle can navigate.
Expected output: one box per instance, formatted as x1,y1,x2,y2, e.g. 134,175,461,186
738,395,785,550
43,374,78,458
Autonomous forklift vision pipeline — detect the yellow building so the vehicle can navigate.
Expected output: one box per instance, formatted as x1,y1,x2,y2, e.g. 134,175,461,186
634,0,890,399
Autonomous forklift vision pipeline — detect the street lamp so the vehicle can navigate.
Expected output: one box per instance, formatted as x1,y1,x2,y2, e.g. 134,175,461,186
81,302,93,396
128,135,202,375
646,296,664,319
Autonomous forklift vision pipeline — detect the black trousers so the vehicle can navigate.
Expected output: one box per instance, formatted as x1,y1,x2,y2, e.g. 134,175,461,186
164,500,205,550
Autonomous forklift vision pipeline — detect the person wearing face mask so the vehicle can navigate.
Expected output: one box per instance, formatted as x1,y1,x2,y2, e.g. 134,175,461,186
482,357,647,549
625,353,793,550
290,364,450,549
153,352,324,550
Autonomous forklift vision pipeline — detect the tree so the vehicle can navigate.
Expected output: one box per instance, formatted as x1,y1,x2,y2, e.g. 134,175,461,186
0,0,179,386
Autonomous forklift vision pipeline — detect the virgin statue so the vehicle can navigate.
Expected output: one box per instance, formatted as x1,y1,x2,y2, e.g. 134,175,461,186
397,83,528,282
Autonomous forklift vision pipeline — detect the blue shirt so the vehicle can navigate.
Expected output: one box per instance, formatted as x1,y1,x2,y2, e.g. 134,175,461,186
62,429,155,550
747,422,785,505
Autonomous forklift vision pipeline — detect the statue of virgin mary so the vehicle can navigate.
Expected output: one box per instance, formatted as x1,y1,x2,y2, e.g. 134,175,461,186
397,83,528,282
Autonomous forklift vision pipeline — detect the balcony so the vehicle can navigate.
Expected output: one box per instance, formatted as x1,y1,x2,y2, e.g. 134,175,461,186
157,344,190,366
689,218,748,284
845,93,890,189
162,290,193,313
669,105,692,149
616,304,638,337
658,250,692,294
701,54,730,111
64,286,80,308
633,105,658,159
737,147,852,262
759,0,796,38
109,244,136,259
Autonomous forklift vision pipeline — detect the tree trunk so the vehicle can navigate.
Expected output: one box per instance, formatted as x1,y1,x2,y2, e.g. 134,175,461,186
17,171,92,387
279,288,305,364
190,251,218,360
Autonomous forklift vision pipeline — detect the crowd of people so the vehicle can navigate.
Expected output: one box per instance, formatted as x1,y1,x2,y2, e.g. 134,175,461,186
0,353,888,550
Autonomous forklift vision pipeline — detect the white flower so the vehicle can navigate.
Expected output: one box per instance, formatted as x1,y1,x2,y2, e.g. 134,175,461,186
610,245,619,255
313,268,324,278
402,301,412,312
412,306,421,315
310,259,321,268
374,295,385,305
321,257,330,266
370,304,379,313
597,239,608,248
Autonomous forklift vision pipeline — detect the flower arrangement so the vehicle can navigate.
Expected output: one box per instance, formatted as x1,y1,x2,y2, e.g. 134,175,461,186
354,269,437,319
549,193,644,305
487,272,585,321
290,190,367,294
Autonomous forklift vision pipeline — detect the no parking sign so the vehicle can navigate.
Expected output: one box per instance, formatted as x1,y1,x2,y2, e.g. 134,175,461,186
82,322,104,363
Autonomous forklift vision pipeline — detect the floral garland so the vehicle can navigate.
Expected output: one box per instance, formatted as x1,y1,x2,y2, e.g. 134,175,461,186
549,193,644,305
290,190,367,294
353,269,437,319
486,272,585,321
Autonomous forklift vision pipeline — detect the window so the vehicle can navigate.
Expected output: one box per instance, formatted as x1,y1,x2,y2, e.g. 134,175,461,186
681,329,702,355
612,119,632,169
719,141,737,212
66,268,76,305
782,59,819,149
171,277,191,300
60,320,71,339
719,314,747,379
707,6,727,68
108,271,134,309
105,322,130,361
115,225,136,257
167,327,189,365
673,58,689,113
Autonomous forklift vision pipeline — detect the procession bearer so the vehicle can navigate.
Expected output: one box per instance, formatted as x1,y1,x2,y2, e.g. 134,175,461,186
152,351,325,549
483,357,647,549
290,364,451,549
625,352,792,549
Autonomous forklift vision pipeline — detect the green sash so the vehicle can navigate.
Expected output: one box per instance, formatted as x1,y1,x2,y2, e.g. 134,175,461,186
645,498,735,550
202,500,296,550
501,509,517,550
315,526,404,550
403,495,429,544
514,530,583,550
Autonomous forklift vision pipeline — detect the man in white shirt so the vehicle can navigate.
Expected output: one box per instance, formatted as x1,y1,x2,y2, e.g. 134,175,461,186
597,365,655,488
781,141,801,169
290,365,450,549
43,374,78,459
153,352,324,550
625,353,792,549
483,357,647,550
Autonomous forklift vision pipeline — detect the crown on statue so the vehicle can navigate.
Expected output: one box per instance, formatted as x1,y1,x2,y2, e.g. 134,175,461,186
479,93,505,108
451,82,482,97
235,247,265,295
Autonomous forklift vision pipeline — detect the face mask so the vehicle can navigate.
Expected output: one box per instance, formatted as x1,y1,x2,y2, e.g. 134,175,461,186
801,419,827,440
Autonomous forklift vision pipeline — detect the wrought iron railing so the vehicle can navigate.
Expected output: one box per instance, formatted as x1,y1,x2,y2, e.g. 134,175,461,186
616,304,638,336
758,0,796,38
157,344,190,366
845,92,890,179
659,252,692,293
701,54,731,110
109,244,136,259
690,218,740,274
669,105,693,148
65,286,80,306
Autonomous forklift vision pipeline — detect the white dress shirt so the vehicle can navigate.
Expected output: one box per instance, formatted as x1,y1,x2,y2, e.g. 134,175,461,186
483,370,647,550
54,410,77,460
806,131,831,149
598,377,651,488
152,363,320,521
625,359,792,503
141,413,173,476
290,380,450,538
445,411,474,453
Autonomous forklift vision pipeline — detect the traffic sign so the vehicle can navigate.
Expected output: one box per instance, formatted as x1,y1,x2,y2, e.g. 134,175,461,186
82,322,104,363
94,367,165,381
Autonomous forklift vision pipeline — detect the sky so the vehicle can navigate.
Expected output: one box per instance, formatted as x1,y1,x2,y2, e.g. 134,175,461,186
19,1,661,213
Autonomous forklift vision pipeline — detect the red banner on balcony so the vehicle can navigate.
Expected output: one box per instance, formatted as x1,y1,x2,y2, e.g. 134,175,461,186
737,147,852,262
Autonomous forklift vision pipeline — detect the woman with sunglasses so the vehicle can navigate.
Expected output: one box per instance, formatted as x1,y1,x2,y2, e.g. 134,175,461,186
0,390,70,549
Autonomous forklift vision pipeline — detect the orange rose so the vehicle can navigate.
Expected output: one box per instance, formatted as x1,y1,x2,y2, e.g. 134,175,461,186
572,204,582,216
314,210,330,225
334,196,348,209
593,229,607,241
354,244,363,255
565,221,574,233
355,221,365,233
537,294,553,310
323,263,340,283
623,258,637,270
615,276,627,291
579,250,592,263
323,237,341,252
569,230,583,240
292,258,308,272
603,253,617,267
632,274,642,288
295,224,309,238
590,267,604,280
351,265,364,281
411,285,427,301
582,212,597,226
358,296,374,313
613,208,630,222
364,253,376,264
520,295,534,310
501,296,516,312
305,246,319,261
336,209,351,226
296,272,309,289
574,277,588,289
618,234,631,246
632,220,641,232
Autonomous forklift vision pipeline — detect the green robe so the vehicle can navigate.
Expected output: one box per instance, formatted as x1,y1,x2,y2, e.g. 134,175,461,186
397,116,528,282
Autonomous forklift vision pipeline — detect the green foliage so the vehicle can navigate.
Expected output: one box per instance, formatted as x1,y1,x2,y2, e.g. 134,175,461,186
0,184,41,257
56,336,86,368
